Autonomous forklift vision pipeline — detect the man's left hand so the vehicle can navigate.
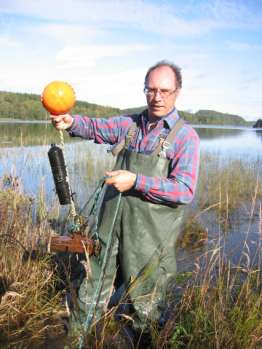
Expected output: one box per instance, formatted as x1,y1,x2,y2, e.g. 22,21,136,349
105,170,137,192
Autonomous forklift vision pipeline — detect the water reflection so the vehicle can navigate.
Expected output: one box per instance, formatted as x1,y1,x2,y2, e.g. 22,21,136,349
0,141,114,208
195,126,262,161
195,126,243,140
0,121,72,147
254,130,262,143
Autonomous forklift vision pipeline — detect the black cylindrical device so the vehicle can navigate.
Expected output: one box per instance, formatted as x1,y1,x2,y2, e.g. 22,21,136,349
48,144,71,205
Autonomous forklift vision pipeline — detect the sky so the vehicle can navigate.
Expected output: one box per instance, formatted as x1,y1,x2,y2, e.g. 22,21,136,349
0,0,262,121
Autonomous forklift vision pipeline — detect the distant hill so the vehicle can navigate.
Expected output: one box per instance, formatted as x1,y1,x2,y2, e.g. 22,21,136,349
0,91,121,120
122,106,254,126
193,109,251,126
121,106,146,114
0,90,255,126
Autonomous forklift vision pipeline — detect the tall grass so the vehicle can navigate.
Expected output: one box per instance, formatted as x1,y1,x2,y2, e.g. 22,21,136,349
161,155,262,349
0,178,66,348
0,153,261,348
158,226,262,348
179,154,262,249
197,154,262,213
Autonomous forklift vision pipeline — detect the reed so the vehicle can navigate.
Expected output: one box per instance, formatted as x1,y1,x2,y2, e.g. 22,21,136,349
0,152,261,348
197,154,262,213
178,154,262,249
157,172,262,349
0,178,66,348
159,228,262,348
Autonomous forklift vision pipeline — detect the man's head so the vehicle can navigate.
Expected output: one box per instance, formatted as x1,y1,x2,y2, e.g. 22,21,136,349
144,60,182,119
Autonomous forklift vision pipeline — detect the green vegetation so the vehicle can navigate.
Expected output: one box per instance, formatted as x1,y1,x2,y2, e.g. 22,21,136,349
0,90,257,125
197,155,262,213
0,153,261,348
160,259,262,349
193,109,250,125
0,122,73,147
0,180,66,348
0,91,121,121
178,154,262,249
122,107,255,126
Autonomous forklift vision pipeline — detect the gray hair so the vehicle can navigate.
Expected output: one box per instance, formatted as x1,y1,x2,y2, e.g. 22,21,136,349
144,60,182,88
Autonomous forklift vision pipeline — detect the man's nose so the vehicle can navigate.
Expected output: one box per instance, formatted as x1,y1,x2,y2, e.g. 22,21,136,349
153,89,162,100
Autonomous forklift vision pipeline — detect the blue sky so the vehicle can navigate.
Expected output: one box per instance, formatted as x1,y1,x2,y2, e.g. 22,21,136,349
0,0,261,120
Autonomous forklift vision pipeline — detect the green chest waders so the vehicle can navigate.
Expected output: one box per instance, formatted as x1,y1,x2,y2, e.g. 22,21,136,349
77,119,185,329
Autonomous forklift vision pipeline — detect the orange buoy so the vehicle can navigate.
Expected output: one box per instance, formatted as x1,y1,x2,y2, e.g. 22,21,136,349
41,81,76,115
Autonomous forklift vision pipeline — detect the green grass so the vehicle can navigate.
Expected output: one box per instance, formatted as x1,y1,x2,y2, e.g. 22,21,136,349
160,259,262,349
197,155,262,212
0,181,66,348
0,153,262,348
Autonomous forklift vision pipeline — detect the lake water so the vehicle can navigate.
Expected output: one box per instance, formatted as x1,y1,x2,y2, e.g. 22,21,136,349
1,122,261,198
0,121,262,271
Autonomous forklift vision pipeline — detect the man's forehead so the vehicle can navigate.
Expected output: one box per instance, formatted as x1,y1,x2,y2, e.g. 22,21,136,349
147,66,176,84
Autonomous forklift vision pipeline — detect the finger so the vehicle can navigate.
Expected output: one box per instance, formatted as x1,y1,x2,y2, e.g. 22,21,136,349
51,115,64,122
51,118,61,126
52,120,64,130
105,176,117,185
106,170,121,177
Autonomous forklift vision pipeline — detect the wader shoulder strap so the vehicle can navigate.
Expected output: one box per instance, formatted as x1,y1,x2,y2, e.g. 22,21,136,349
111,121,138,156
153,118,185,156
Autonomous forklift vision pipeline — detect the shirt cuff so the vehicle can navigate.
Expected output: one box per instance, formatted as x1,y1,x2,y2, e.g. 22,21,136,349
134,174,150,194
66,118,75,133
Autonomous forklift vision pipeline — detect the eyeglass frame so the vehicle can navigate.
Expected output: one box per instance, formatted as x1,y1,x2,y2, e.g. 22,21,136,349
143,86,177,99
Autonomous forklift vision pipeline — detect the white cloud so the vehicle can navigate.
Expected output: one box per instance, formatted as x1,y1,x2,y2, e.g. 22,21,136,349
56,43,151,69
0,0,262,120
0,36,21,48
35,23,106,44
203,0,262,29
74,67,147,109
1,0,251,38
226,41,262,51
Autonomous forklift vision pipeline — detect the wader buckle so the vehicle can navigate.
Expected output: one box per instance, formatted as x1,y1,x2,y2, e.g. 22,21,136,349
159,139,171,158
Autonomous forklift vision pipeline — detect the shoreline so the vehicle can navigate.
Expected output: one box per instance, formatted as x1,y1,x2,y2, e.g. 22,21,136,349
1,118,261,130
0,118,50,124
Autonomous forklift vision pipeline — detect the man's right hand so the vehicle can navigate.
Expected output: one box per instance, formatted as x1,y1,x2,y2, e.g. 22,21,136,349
50,114,74,130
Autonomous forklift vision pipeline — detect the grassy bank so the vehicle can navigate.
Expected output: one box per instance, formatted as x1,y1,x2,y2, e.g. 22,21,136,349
0,180,66,348
0,154,261,348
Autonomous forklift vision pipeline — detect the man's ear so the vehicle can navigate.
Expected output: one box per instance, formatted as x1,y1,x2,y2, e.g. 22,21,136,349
174,88,181,98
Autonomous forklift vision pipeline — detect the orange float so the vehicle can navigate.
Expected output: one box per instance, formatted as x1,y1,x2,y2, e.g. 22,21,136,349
41,81,76,115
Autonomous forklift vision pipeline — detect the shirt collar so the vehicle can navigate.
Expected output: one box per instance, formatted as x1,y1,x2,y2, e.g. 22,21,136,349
142,107,180,129
163,107,180,129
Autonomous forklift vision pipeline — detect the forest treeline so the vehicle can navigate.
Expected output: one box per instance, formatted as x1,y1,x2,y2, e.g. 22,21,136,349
122,106,254,126
0,91,121,120
0,90,255,126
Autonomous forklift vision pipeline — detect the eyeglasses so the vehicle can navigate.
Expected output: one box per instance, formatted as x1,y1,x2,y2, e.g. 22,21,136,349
144,87,177,98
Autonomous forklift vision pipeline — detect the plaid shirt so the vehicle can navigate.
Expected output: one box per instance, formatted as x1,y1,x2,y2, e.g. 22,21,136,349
68,108,200,205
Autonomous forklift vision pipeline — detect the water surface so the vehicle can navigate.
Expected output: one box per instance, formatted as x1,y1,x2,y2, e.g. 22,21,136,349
1,122,261,271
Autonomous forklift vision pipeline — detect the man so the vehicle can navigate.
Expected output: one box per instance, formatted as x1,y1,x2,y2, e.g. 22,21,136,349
51,60,200,332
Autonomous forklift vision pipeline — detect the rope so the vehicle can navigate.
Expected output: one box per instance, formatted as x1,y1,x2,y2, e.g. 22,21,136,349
78,191,122,349
79,177,106,217
58,129,77,218
79,176,110,240
57,130,123,346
